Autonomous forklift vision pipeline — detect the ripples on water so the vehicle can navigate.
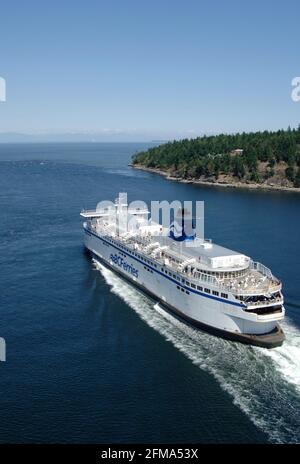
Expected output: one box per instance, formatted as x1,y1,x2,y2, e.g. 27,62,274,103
1,146,299,443
94,260,300,444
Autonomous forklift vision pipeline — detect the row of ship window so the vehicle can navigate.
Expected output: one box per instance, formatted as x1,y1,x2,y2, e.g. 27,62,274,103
105,238,228,300
160,268,228,298
144,266,153,274
177,286,190,295
176,285,228,299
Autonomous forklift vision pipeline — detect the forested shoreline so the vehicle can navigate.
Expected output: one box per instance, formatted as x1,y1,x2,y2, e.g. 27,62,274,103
132,127,300,188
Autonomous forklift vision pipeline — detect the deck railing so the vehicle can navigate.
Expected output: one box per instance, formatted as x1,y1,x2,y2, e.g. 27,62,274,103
86,226,282,296
245,296,283,307
250,260,273,279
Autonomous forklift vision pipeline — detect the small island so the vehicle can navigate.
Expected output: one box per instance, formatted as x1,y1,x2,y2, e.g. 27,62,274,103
131,126,300,191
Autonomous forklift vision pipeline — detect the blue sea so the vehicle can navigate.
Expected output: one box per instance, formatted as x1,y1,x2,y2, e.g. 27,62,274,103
0,142,299,443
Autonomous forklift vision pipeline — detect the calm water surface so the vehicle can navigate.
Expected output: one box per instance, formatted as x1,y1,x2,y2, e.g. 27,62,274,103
0,143,299,443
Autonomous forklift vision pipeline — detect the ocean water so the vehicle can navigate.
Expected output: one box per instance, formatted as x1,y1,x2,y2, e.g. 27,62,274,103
0,142,299,443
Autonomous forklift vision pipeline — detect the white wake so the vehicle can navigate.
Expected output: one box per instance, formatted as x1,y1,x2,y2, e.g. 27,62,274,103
93,260,300,443
260,319,300,392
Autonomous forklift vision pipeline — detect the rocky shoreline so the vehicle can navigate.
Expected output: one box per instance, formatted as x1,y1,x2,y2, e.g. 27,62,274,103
130,164,300,193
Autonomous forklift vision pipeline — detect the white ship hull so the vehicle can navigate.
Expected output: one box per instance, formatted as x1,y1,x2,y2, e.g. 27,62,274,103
83,226,284,348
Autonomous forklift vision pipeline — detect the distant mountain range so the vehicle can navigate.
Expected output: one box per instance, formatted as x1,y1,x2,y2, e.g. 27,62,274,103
0,132,171,143
0,133,35,143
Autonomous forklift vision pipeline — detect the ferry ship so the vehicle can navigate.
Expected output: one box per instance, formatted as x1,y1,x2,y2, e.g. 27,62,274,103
81,194,285,348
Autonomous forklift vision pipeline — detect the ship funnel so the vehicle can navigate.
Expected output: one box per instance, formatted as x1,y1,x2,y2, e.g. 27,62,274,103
169,207,196,242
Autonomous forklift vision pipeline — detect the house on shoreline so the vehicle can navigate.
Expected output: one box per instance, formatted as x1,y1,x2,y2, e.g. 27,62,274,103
231,148,244,156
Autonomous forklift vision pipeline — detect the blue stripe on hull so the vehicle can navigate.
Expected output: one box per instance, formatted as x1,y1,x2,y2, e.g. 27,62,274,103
88,248,285,349
84,227,245,308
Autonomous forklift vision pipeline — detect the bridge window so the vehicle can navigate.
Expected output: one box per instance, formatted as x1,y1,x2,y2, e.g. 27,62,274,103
221,293,228,299
204,288,210,294
191,283,196,289
197,286,203,291
212,290,219,296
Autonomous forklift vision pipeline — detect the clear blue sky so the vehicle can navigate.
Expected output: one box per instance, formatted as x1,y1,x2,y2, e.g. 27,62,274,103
0,0,300,140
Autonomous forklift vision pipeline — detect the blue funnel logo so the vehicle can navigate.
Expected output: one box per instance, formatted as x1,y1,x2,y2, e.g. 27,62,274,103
169,208,196,242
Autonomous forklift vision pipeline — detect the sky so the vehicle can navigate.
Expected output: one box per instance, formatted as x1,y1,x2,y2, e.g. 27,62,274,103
0,0,300,141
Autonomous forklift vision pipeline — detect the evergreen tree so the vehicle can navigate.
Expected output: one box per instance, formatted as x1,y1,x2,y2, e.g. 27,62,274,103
132,126,300,186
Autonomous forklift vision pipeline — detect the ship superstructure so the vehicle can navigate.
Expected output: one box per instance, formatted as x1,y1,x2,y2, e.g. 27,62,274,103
81,194,285,348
